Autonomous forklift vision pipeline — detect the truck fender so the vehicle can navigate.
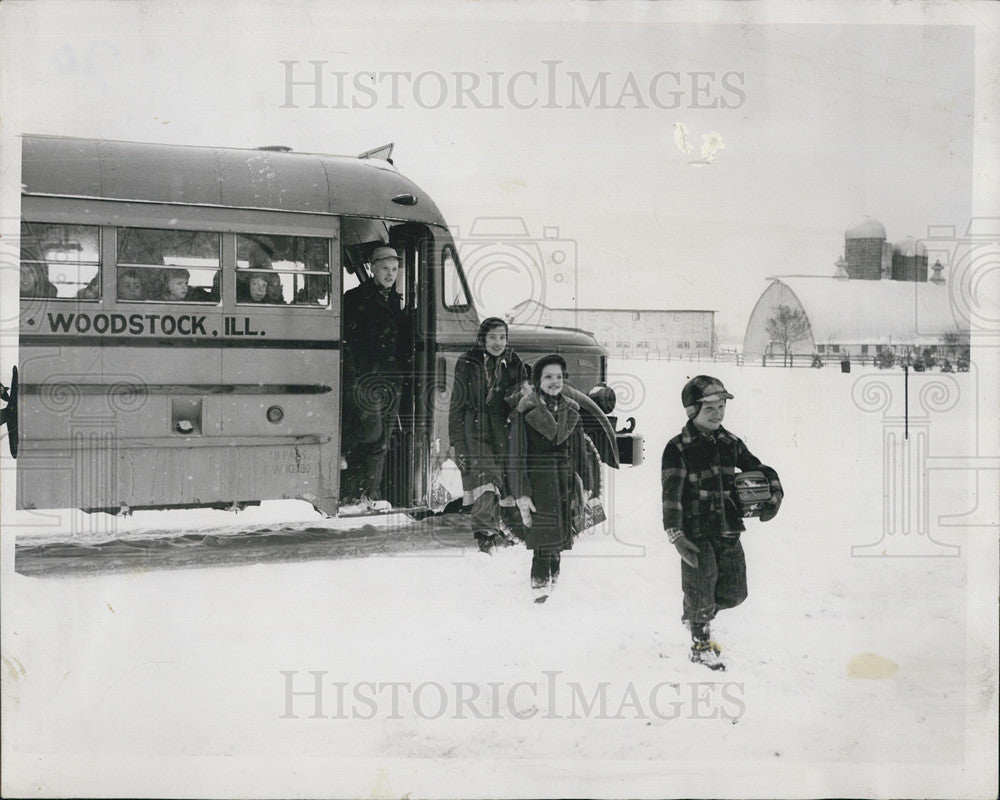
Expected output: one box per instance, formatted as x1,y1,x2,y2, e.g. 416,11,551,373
563,384,620,469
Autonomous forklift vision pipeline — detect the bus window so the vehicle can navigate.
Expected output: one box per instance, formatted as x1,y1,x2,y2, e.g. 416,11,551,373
19,222,100,300
342,267,362,294
442,244,470,310
116,227,220,302
236,233,331,306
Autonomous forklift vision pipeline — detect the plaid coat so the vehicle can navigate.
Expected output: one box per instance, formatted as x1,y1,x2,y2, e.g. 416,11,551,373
662,421,777,539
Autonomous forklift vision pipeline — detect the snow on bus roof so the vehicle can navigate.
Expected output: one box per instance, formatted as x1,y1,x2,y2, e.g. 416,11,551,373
19,134,445,224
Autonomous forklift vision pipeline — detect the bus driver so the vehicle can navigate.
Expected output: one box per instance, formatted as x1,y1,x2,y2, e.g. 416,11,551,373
341,244,411,509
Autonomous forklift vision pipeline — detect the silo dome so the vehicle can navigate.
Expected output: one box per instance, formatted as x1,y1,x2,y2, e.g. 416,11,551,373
891,234,930,282
892,236,927,257
845,216,886,240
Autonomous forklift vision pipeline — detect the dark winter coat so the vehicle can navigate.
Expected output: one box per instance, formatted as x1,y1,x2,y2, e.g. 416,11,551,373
508,390,595,551
342,280,410,379
661,421,779,540
448,346,528,494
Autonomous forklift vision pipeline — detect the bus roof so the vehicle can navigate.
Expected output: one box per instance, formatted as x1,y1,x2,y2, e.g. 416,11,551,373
20,134,446,225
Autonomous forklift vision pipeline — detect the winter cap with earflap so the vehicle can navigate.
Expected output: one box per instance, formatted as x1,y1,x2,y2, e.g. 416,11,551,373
681,375,734,418
531,353,568,388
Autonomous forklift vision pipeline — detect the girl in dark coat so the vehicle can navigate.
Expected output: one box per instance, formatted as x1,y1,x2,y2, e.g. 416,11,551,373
448,317,528,553
508,354,595,602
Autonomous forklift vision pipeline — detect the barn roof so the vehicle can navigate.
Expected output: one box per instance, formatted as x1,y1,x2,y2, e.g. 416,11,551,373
771,276,964,344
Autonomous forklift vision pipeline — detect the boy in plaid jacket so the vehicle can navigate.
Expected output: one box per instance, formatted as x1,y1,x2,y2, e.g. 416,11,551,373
661,375,782,670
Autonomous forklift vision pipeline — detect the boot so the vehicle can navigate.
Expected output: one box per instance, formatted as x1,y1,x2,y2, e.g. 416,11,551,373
690,640,726,670
689,622,725,670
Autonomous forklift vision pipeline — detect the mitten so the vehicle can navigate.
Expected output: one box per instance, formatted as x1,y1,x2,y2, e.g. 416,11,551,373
667,529,700,568
759,491,782,522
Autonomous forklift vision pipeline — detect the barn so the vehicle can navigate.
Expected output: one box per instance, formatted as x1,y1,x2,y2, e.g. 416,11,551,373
509,299,716,360
743,216,968,362
742,275,963,360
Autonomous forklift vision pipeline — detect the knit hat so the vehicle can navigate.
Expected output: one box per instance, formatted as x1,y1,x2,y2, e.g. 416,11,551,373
681,375,733,418
531,353,568,388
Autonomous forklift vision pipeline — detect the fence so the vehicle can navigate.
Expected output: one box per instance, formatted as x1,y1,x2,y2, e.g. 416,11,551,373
613,351,969,371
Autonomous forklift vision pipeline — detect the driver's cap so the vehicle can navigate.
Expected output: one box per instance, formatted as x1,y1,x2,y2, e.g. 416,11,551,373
370,245,400,264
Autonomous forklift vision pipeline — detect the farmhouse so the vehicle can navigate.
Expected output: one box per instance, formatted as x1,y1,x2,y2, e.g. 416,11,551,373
509,299,716,359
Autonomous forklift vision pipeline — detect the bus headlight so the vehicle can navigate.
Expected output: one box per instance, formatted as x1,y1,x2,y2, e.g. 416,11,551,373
266,405,284,424
589,383,616,414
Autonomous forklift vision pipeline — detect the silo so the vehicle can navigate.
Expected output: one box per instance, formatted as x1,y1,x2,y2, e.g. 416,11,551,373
891,236,929,282
844,216,886,280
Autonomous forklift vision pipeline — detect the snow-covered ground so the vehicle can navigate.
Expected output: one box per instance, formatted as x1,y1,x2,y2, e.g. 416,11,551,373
2,361,997,798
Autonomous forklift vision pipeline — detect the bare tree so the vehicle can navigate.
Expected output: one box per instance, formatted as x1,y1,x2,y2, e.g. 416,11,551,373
765,305,812,366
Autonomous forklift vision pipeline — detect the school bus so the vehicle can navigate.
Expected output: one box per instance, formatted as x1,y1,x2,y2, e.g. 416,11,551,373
3,134,641,517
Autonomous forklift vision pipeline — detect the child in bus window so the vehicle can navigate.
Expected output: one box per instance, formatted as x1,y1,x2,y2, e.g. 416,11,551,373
20,263,58,298
248,275,268,303
265,272,285,304
117,269,144,301
158,268,191,301
204,270,221,302
76,272,101,300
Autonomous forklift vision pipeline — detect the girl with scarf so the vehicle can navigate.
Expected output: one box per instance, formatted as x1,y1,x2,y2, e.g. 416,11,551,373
448,317,528,553
508,354,596,602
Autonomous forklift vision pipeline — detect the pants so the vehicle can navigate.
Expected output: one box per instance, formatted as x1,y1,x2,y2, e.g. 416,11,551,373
531,547,561,588
342,376,402,500
680,534,747,624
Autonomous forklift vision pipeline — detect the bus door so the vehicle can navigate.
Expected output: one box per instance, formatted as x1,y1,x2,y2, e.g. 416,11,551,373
427,236,480,511
338,220,434,511
386,224,435,509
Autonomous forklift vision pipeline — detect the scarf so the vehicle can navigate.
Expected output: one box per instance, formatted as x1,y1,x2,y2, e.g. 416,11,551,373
541,391,562,414
517,388,580,444
483,346,512,405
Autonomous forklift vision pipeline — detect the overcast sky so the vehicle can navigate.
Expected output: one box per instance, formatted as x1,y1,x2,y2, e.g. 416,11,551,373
0,2,981,344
